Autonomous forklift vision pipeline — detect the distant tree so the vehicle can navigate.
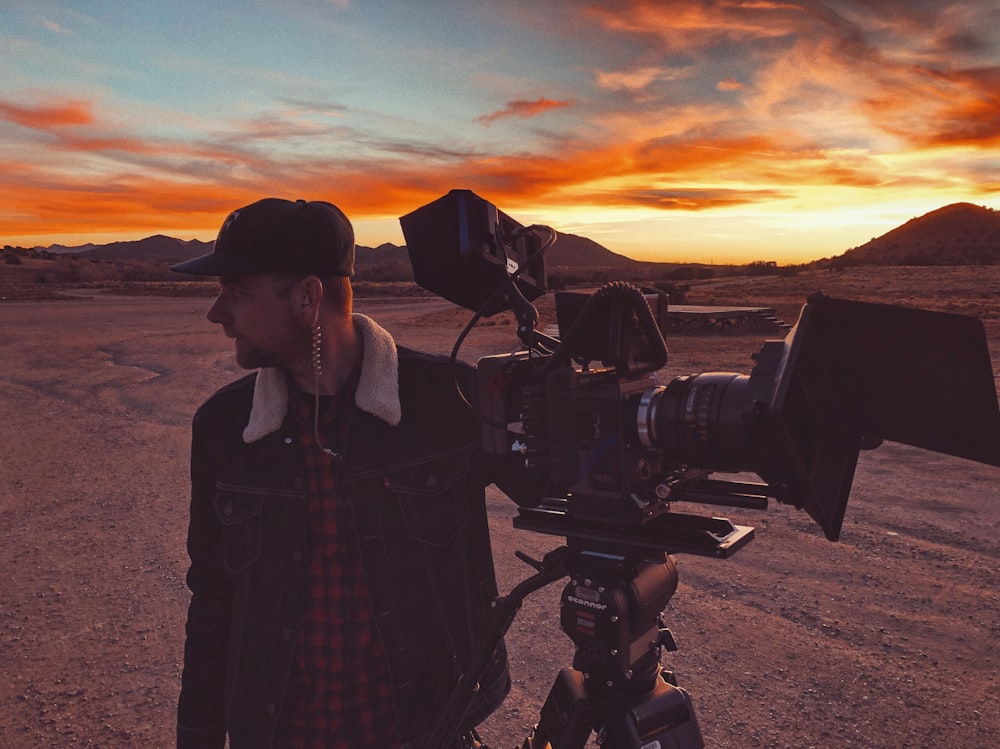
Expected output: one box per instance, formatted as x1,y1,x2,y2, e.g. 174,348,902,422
747,260,778,275
829,255,859,271
661,266,698,281
649,280,688,304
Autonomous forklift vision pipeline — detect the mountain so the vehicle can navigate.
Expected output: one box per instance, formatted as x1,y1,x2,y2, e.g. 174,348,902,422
27,202,997,272
351,232,645,281
354,242,413,281
831,203,1000,266
35,226,641,269
44,242,98,254
77,235,214,262
544,232,644,270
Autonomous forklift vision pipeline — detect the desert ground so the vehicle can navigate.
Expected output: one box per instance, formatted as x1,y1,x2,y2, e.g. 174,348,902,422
1,266,997,748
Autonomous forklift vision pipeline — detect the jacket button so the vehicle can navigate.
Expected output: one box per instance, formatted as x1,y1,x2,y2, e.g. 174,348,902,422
284,437,293,445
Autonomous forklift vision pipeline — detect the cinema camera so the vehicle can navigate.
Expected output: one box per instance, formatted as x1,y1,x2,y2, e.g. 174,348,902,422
400,190,1000,749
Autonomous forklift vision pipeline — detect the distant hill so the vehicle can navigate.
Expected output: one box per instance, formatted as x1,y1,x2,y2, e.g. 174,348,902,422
545,232,644,270
78,235,214,262
45,242,98,254
831,203,1000,266
354,242,412,281
347,232,647,282
43,229,648,281
24,202,998,275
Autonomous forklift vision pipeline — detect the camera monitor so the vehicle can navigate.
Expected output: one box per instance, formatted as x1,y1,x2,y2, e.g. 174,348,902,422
400,189,547,317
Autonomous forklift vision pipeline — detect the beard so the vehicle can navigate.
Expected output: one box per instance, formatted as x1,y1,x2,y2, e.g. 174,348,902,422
233,338,284,370
230,327,311,373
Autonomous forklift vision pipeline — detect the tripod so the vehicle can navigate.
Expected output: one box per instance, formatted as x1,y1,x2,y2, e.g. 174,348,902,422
519,543,703,749
427,542,704,749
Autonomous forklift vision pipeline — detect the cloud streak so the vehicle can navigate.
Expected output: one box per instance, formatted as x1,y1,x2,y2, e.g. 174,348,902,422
0,98,94,128
477,98,574,125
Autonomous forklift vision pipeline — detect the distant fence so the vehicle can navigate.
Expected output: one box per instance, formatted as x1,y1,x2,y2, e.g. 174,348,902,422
666,305,791,335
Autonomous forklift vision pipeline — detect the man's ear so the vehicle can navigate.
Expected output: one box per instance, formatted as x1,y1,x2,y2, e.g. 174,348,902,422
297,275,324,325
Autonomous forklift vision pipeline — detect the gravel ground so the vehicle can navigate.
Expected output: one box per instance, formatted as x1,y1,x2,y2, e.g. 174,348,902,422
1,268,997,748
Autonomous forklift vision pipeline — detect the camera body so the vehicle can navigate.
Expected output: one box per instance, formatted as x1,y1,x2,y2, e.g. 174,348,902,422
479,353,669,523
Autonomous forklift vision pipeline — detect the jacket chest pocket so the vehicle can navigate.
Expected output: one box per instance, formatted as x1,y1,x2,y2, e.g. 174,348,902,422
213,488,265,577
382,458,471,549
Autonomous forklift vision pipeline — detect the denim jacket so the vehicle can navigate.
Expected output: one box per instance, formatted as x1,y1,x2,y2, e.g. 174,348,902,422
177,315,510,749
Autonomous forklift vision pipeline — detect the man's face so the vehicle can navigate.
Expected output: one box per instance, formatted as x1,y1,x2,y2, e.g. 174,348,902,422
206,274,307,370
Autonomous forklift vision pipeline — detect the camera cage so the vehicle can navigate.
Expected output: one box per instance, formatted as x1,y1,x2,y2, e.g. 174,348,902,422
401,189,1000,552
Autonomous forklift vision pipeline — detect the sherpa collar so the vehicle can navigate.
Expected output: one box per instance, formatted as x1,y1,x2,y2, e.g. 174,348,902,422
242,313,401,443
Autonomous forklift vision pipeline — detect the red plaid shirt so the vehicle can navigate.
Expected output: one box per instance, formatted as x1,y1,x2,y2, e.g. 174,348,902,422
273,376,400,749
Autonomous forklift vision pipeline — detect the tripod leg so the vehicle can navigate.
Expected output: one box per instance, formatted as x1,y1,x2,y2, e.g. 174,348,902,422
601,674,704,749
521,669,597,749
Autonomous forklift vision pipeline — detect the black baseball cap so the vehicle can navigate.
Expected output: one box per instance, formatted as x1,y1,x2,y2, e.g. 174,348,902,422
170,198,355,277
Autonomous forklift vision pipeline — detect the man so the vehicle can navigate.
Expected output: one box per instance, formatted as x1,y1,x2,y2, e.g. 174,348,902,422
171,198,511,749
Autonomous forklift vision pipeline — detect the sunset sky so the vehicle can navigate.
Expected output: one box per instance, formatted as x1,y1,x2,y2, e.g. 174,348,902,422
2,1,999,264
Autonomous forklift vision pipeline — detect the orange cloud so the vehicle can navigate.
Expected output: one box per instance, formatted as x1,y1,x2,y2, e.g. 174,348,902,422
595,66,687,91
0,112,894,247
0,173,255,241
608,187,788,210
862,66,1000,147
322,129,883,221
477,98,573,125
586,0,805,45
585,0,1000,156
0,98,94,128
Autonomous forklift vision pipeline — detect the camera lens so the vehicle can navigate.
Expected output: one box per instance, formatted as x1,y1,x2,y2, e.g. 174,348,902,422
636,373,755,471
